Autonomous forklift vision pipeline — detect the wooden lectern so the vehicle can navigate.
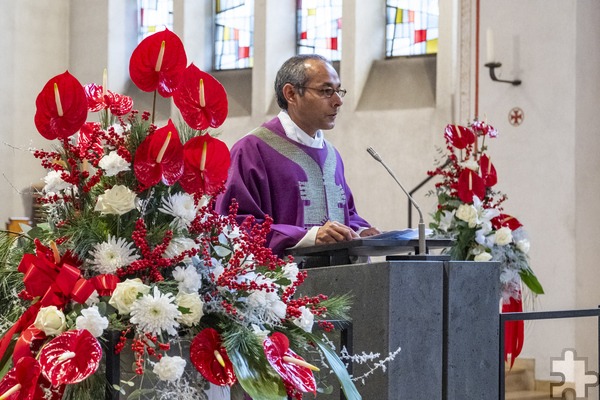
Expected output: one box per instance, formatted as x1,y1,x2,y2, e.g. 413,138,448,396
290,239,500,400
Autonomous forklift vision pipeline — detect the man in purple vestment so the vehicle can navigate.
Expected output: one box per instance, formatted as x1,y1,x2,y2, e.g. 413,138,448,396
216,54,380,257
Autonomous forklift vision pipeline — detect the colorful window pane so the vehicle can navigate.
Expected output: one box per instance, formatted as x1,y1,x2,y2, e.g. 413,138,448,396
386,0,439,57
214,0,254,70
296,0,343,62
138,0,173,42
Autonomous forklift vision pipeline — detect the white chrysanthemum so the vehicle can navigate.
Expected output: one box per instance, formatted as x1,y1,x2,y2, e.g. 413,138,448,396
88,236,139,274
175,292,204,326
75,305,109,337
99,151,130,176
172,264,201,294
153,355,186,381
42,170,73,193
130,287,181,336
165,237,197,263
282,262,299,286
159,193,198,230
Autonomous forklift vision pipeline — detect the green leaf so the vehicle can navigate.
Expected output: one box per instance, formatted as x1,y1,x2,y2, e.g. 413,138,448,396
227,348,287,400
305,333,362,400
519,268,544,295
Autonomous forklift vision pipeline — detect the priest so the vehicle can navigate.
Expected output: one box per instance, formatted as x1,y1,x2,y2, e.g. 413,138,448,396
216,54,380,257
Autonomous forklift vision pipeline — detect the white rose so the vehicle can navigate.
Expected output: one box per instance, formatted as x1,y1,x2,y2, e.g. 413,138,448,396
109,278,151,314
175,292,204,326
34,306,67,336
94,185,137,215
75,305,109,337
293,306,314,333
495,227,513,246
99,151,130,177
153,356,186,381
165,238,198,264
474,252,493,262
455,204,478,228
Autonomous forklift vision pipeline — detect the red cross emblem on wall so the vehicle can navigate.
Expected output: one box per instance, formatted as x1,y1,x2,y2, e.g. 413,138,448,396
509,107,524,126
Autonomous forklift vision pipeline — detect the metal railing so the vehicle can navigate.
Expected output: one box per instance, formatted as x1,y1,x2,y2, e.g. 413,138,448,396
499,307,600,399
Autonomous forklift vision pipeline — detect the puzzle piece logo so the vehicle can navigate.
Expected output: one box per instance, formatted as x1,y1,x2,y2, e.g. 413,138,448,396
550,349,599,398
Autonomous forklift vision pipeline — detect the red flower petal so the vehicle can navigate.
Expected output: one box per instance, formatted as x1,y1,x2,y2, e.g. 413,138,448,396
456,169,486,203
492,214,523,231
179,135,230,195
263,333,316,395
471,120,498,138
84,84,133,116
190,328,236,386
34,71,88,140
38,329,102,386
444,124,476,150
479,154,497,187
133,119,184,187
0,356,41,400
78,122,104,158
173,64,229,130
129,29,187,98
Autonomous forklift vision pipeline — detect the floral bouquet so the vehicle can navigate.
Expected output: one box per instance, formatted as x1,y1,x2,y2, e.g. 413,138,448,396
427,120,544,366
0,30,358,400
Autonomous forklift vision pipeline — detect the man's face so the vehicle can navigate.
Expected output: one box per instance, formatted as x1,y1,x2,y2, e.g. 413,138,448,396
286,60,344,137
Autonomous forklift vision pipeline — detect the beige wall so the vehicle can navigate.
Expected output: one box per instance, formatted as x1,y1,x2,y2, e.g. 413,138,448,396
2,0,600,385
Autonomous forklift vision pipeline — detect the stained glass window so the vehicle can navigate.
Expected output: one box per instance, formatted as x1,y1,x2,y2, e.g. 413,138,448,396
214,0,254,70
296,0,343,62
138,0,173,42
386,0,439,57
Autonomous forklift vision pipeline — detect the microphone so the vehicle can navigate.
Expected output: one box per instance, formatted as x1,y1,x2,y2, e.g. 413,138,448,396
367,147,427,255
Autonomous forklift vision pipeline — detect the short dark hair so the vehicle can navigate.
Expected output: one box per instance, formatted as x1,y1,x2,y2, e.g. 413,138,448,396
274,54,332,110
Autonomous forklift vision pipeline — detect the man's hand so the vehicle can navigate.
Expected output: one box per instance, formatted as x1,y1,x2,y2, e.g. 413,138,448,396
359,227,382,237
316,221,359,244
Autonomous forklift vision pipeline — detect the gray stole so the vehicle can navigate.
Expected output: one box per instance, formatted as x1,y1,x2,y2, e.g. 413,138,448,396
251,128,346,226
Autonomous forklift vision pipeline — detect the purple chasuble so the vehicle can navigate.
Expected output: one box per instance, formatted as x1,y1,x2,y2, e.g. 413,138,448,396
216,117,370,256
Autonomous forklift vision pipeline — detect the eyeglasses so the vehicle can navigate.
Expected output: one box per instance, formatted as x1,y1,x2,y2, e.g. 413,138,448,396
299,86,347,98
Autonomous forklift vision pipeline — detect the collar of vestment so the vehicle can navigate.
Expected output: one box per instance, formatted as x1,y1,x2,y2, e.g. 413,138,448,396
277,110,324,149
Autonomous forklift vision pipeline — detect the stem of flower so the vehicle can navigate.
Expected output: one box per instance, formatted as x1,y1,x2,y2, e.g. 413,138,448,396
282,356,320,371
0,383,22,399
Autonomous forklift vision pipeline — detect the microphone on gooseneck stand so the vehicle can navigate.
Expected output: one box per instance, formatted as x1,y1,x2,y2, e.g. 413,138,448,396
366,147,427,255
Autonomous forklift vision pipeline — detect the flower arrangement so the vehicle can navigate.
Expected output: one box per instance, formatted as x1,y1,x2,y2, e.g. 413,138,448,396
0,29,359,400
427,121,544,365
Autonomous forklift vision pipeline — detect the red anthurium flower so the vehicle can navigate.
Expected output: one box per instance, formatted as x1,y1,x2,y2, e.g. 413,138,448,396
0,356,41,400
190,328,236,386
479,154,497,187
129,28,187,98
173,64,229,130
444,124,476,150
492,214,523,231
133,119,184,187
179,135,230,195
84,83,133,116
34,71,88,140
471,120,498,138
456,168,486,204
263,332,317,395
38,329,102,386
